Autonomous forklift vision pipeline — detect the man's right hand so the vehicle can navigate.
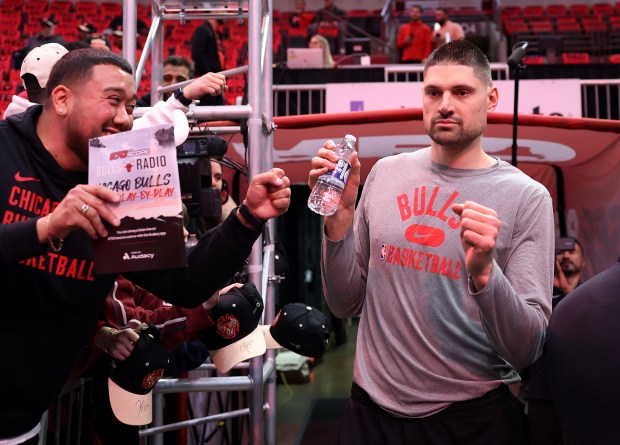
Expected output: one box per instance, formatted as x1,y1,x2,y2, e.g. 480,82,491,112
308,140,361,240
37,184,121,244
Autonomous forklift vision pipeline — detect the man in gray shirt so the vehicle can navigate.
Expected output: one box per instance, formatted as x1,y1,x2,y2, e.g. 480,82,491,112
308,40,553,444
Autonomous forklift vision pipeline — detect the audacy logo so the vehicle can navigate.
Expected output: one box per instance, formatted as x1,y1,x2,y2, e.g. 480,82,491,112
123,252,155,260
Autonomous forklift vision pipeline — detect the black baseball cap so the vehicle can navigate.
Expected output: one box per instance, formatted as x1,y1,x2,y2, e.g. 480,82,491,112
261,303,329,358
196,285,267,372
108,324,169,426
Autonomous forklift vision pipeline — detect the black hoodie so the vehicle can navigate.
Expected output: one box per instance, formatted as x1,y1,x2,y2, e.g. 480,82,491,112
0,106,261,438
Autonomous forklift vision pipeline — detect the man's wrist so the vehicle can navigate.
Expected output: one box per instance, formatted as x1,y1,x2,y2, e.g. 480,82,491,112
235,203,266,231
174,87,193,106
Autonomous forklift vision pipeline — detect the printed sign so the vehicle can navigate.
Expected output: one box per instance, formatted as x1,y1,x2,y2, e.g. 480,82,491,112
88,125,185,273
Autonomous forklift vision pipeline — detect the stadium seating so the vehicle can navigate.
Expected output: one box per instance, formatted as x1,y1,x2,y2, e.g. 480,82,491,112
562,52,590,64
546,4,568,17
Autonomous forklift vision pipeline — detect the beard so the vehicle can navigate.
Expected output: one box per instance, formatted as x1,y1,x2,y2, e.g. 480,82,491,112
425,115,486,149
65,113,93,167
560,260,581,275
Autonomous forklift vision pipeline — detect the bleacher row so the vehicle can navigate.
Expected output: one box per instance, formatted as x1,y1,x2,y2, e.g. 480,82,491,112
501,3,620,64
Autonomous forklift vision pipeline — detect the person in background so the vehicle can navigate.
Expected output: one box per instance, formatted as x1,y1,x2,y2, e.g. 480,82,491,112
22,16,67,55
77,22,97,43
2,43,68,119
431,7,465,50
552,237,586,299
110,28,123,54
211,159,238,221
0,48,291,444
138,55,194,106
289,0,307,28
396,4,432,63
13,16,66,70
310,0,345,54
308,39,553,444
191,19,224,106
106,15,149,38
315,0,345,27
87,33,112,51
308,34,335,68
524,237,586,445
545,259,620,444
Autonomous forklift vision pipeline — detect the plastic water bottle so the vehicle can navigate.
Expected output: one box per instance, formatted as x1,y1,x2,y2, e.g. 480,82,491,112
307,134,357,216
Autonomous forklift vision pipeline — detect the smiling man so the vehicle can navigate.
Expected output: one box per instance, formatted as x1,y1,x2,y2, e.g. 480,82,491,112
308,40,554,444
0,48,291,443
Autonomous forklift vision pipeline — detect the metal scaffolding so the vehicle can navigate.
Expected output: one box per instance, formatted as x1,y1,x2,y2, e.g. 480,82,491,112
123,1,277,443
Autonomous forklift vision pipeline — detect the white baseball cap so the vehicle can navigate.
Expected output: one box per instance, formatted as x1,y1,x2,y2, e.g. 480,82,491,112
20,43,68,89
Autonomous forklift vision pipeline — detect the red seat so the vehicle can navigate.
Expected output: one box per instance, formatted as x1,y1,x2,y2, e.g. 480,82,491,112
581,18,607,33
609,54,620,63
300,11,316,25
456,7,481,16
546,4,568,17
501,6,522,17
569,4,591,17
523,55,545,64
0,0,23,7
529,21,553,33
346,9,369,17
592,3,614,15
100,2,122,16
562,52,590,64
370,54,390,64
523,5,545,18
287,28,308,38
49,1,72,13
23,0,47,14
317,24,339,38
75,1,98,15
556,16,578,25
503,19,528,35
557,22,582,33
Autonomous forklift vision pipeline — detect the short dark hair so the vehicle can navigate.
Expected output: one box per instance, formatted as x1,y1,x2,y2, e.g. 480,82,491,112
45,48,133,103
164,55,194,78
411,5,423,13
424,40,492,87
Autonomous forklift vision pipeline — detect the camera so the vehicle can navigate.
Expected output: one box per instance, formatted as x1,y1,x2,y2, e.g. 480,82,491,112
176,135,228,219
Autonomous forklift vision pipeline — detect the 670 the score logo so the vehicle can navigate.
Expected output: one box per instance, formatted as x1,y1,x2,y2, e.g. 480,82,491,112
109,148,151,160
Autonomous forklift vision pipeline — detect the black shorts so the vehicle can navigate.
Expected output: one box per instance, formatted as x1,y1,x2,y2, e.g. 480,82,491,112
338,382,527,445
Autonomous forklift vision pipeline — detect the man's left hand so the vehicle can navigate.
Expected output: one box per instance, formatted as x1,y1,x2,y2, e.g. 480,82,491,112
183,72,227,99
452,201,501,291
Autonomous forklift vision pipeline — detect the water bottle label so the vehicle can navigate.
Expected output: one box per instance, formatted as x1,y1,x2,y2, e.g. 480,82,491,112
330,159,352,184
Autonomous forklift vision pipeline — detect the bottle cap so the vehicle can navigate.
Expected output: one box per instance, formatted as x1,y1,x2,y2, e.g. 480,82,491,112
344,134,357,143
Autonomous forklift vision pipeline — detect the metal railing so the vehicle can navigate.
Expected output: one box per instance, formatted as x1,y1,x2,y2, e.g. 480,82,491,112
384,62,511,82
273,72,620,120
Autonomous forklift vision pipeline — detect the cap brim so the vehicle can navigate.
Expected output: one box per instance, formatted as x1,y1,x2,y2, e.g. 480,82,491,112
108,378,153,426
259,325,282,350
208,326,267,373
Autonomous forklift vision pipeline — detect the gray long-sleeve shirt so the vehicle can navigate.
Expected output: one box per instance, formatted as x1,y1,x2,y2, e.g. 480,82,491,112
322,148,554,418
